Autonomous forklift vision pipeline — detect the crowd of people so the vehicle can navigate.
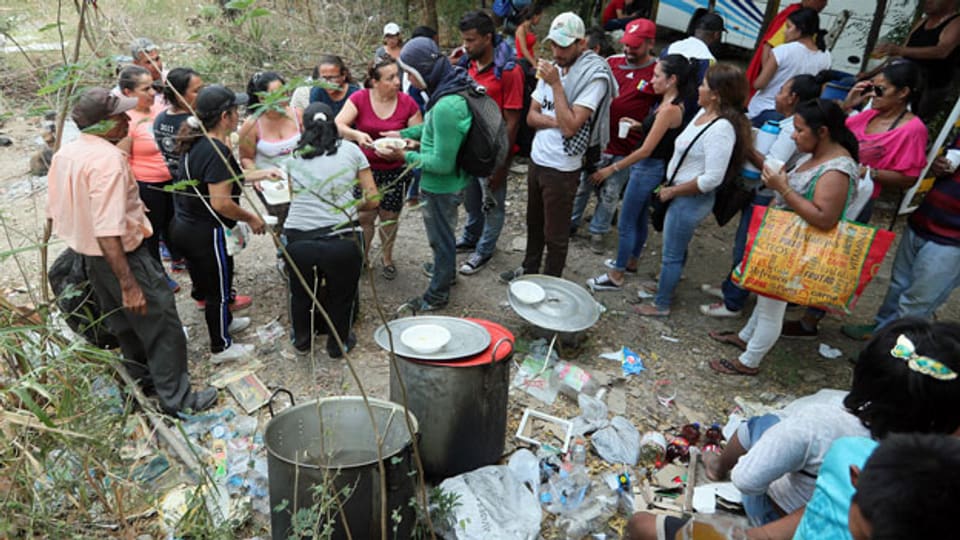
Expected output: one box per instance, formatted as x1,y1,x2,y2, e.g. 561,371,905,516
44,2,960,535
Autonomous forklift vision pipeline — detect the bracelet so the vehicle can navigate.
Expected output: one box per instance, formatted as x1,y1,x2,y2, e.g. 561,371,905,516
779,187,794,197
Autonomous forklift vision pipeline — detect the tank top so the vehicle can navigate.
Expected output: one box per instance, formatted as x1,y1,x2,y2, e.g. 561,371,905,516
254,108,301,170
907,13,960,89
641,104,684,161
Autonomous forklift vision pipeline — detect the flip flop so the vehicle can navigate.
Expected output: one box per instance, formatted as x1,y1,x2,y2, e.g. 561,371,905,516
382,262,397,280
708,330,747,351
709,358,759,376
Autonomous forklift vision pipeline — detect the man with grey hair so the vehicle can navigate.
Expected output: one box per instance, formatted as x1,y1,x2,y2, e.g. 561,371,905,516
130,37,163,82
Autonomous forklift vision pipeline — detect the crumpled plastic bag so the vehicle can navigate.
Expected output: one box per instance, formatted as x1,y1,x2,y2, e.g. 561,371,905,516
437,465,541,540
590,415,641,465
507,449,541,496
571,392,609,436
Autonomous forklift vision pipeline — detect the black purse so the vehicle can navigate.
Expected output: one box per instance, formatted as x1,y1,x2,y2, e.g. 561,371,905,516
712,176,756,227
651,117,720,232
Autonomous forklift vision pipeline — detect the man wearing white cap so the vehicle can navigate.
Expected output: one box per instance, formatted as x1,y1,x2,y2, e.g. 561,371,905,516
46,88,217,415
500,12,617,281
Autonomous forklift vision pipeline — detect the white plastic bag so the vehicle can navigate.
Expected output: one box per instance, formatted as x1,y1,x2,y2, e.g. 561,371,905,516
591,416,641,465
437,465,541,540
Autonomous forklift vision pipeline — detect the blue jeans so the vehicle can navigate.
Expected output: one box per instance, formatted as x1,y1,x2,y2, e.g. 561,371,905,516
571,154,630,235
459,177,506,258
421,190,462,305
722,193,774,311
875,225,960,329
736,414,785,527
655,190,715,309
613,158,665,270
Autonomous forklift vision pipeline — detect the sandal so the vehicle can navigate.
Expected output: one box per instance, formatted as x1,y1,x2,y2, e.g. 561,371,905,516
604,258,637,274
709,358,759,377
708,330,747,351
586,273,622,292
634,303,670,317
381,262,397,280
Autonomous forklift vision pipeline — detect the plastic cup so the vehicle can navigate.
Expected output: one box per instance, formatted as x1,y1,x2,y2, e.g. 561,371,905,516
264,215,278,226
618,120,631,139
945,149,960,173
764,157,785,174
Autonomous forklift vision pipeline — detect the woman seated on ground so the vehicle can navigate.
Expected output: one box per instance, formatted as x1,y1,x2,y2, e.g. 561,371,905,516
708,98,859,376
783,60,928,339
171,85,280,364
634,64,751,318
746,7,831,127
239,71,300,229
284,103,378,358
628,317,960,540
335,56,422,280
585,54,695,292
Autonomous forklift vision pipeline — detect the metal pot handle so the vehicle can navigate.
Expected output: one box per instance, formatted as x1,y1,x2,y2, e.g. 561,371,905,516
267,388,295,418
490,337,513,363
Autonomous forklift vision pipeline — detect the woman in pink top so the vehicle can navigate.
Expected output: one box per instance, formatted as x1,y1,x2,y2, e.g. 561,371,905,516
119,65,180,291
336,57,422,280
841,60,929,223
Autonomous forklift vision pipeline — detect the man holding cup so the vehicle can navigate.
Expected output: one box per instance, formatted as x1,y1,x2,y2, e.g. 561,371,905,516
570,18,658,254
843,138,960,340
499,12,617,280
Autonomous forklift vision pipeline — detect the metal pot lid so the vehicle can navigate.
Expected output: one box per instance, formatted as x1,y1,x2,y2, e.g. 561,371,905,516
374,316,491,361
507,274,602,332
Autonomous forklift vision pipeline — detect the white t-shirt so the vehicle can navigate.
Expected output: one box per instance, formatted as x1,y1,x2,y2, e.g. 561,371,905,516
664,36,715,61
756,115,801,196
747,42,831,118
530,77,607,172
665,109,736,193
730,389,870,514
284,140,370,232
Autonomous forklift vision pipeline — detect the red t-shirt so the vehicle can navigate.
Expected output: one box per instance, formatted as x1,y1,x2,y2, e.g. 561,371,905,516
605,55,658,156
466,61,525,112
349,88,420,170
602,0,625,24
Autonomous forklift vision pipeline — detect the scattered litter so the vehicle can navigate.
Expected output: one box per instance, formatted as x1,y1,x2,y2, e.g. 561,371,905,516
553,483,618,538
507,449,541,496
652,463,686,490
639,431,667,465
437,465,541,540
693,485,717,514
721,413,744,442
654,379,676,407
637,289,655,299
256,319,285,343
225,373,271,414
598,350,621,362
512,338,560,404
516,408,574,454
591,416,641,465
818,343,843,359
553,360,600,400
659,334,679,343
571,392,609,436
621,347,645,376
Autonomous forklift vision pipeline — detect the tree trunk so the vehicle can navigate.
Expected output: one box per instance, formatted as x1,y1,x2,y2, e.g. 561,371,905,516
422,0,438,32
862,0,888,72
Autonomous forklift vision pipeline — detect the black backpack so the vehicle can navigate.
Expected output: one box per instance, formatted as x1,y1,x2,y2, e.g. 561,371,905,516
455,86,509,178
48,248,119,349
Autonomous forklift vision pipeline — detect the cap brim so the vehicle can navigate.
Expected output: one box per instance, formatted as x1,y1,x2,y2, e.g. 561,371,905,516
544,33,576,48
109,95,140,116
233,92,250,106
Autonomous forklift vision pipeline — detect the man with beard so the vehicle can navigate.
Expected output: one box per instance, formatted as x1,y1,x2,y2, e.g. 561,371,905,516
500,12,617,281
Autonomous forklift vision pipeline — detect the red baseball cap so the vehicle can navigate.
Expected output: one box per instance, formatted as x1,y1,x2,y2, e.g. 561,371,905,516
620,18,656,47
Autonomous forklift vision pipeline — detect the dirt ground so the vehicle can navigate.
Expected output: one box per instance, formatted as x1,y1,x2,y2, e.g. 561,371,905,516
3,111,959,535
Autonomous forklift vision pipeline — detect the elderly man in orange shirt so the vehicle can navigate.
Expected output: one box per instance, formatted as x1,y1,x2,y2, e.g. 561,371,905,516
46,88,216,415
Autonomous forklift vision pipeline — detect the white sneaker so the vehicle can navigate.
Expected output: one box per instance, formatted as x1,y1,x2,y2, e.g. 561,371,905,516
210,342,254,365
700,283,724,300
229,316,251,334
699,302,741,318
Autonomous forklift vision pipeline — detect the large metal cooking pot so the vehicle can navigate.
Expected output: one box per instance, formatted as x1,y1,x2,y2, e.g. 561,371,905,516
265,392,419,540
389,318,513,480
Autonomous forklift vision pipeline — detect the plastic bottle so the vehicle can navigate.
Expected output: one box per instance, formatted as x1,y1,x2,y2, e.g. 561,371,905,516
551,361,600,400
664,422,701,464
742,120,781,180
570,438,587,466
703,423,724,454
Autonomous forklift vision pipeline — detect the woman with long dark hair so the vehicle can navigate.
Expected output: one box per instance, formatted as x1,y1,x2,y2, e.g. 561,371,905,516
170,85,281,364
284,102,379,357
709,99,860,375
586,54,696,291
636,64,752,317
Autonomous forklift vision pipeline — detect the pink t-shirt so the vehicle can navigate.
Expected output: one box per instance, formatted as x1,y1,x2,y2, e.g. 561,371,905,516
846,109,928,198
349,89,420,170
127,105,172,182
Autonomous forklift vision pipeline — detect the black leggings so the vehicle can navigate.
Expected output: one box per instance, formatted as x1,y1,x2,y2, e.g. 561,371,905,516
170,219,236,353
138,179,182,262
284,228,363,353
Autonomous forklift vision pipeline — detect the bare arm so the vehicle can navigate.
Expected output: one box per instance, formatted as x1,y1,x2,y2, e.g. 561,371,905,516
745,506,805,540
888,18,960,60
334,100,374,147
606,104,683,175
209,180,266,234
96,236,146,315
516,24,536,65
765,166,850,230
538,63,596,137
753,50,779,91
407,109,424,128
526,99,559,131
238,117,258,170
356,167,379,211
868,166,916,189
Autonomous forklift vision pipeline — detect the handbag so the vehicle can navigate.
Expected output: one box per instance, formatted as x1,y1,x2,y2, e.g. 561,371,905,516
185,154,250,257
731,169,895,313
651,117,720,232
712,176,756,227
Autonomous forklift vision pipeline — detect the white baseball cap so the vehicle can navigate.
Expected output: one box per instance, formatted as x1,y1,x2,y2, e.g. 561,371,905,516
383,22,401,36
544,12,585,48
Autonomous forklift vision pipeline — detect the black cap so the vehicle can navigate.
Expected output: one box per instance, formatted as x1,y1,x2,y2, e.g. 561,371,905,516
695,12,726,32
194,84,249,121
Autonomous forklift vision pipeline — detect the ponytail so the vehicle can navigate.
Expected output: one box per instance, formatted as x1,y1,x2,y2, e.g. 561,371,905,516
296,102,340,159
659,54,698,105
705,64,753,185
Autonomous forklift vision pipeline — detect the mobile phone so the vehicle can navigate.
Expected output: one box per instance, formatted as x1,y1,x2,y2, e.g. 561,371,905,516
861,83,874,94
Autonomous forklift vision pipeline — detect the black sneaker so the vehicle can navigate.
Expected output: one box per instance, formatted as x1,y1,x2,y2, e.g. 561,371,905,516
459,253,491,275
399,296,447,314
499,267,525,283
184,387,218,413
326,332,357,359
456,239,477,253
